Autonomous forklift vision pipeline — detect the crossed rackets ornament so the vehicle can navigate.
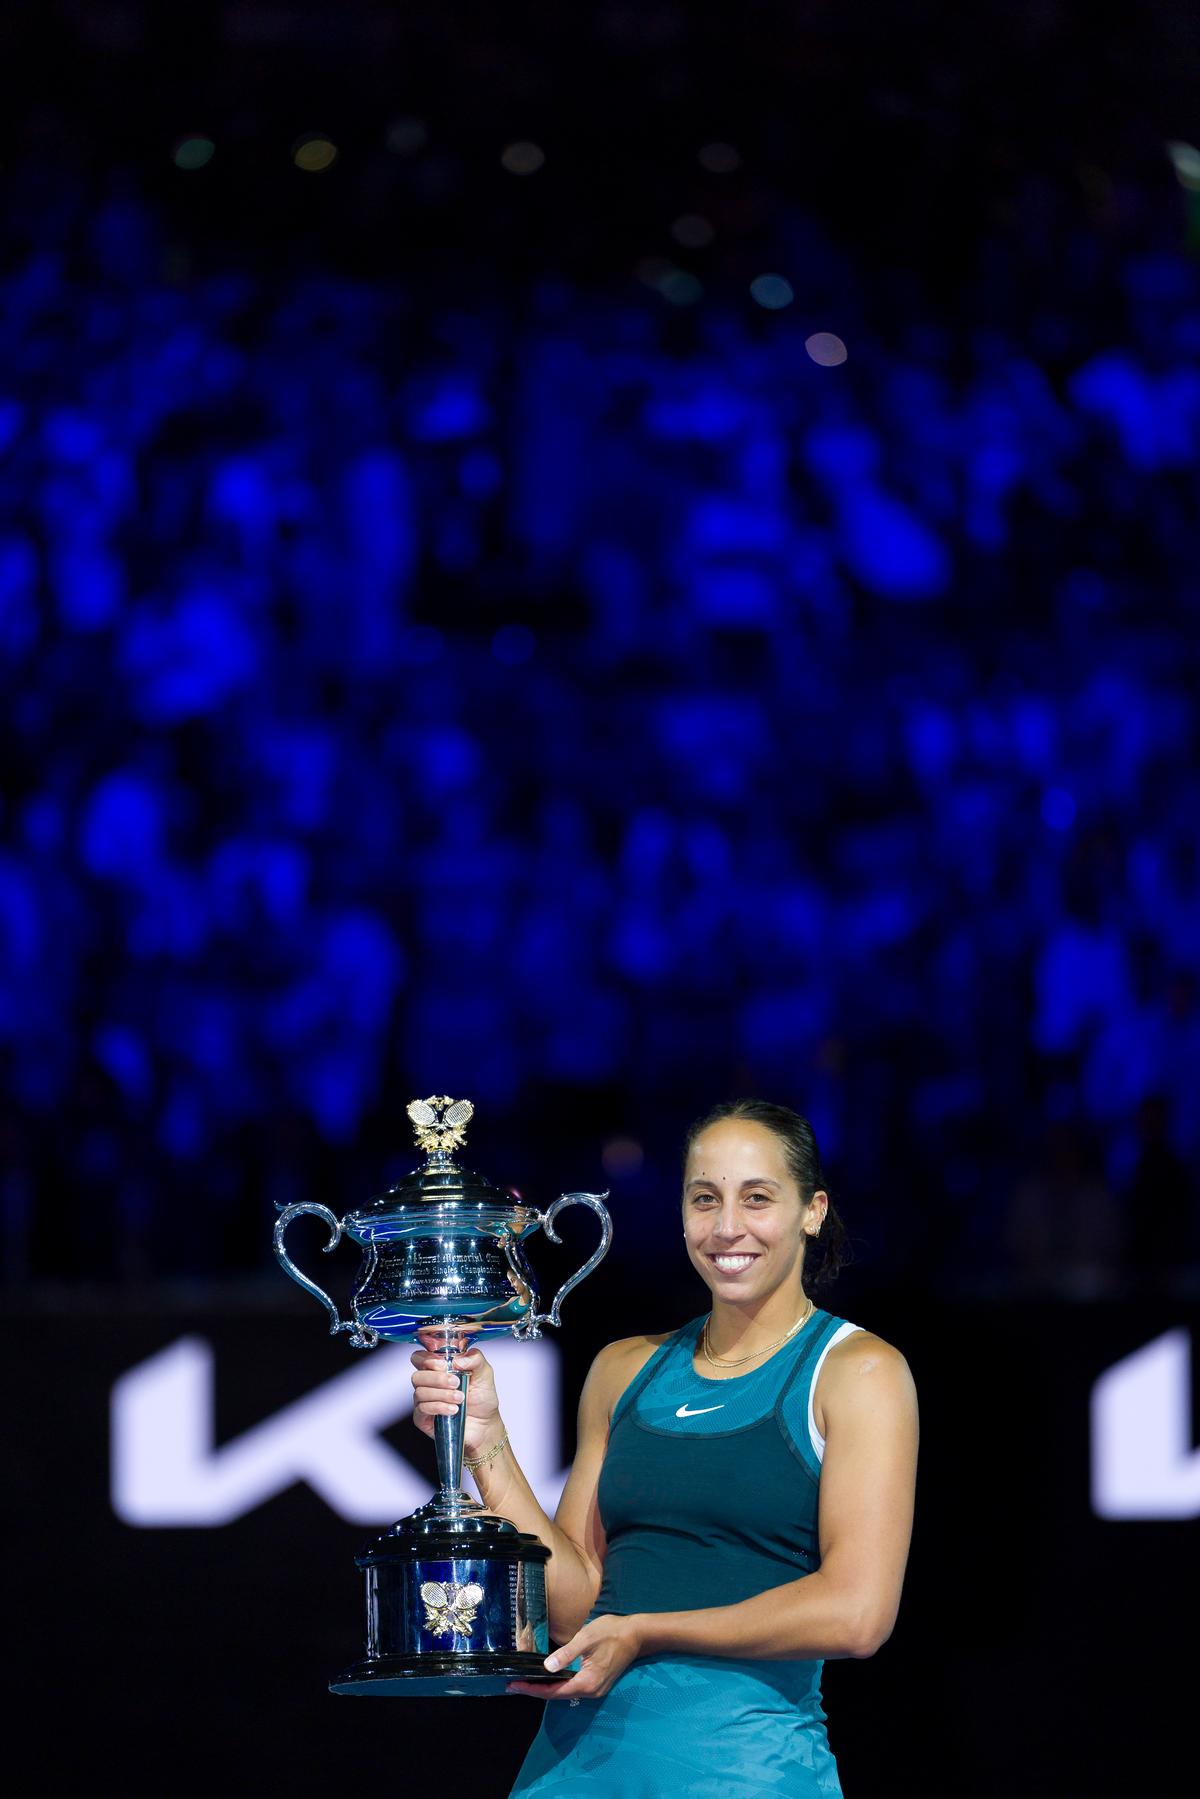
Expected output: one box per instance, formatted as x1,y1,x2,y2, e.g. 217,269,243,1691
421,1579,486,1639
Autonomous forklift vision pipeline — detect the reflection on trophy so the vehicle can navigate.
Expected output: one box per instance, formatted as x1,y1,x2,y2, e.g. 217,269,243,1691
273,1095,612,1696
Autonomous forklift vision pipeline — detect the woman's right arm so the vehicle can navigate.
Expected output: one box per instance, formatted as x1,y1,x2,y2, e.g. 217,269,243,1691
411,1336,658,1643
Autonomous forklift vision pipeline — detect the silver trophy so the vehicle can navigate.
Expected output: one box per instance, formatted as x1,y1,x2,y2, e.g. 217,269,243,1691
273,1095,612,1696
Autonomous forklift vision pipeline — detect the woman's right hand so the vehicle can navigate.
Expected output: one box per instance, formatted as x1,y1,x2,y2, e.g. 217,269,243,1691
410,1344,504,1461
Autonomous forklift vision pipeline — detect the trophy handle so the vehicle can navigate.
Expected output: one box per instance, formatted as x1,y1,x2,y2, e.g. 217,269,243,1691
519,1190,612,1339
273,1202,379,1348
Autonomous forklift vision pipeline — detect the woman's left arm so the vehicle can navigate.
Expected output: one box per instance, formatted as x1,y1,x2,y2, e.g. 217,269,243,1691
512,1336,918,1701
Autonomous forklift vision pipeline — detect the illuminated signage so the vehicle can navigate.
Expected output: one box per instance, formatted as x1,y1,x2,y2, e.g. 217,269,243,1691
1090,1329,1200,1520
111,1334,566,1526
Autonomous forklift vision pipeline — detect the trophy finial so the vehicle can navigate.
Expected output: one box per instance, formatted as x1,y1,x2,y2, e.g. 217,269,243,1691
407,1095,475,1156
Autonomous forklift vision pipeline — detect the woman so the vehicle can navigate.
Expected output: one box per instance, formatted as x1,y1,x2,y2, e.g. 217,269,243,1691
411,1099,919,1797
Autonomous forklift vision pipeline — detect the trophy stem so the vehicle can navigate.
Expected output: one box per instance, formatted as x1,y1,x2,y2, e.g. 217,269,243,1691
434,1354,470,1497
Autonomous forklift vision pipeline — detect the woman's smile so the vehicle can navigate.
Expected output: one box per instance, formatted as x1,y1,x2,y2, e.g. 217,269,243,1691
708,1252,760,1274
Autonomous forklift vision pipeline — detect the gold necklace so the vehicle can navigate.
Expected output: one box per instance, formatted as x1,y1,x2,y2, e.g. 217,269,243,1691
701,1297,814,1368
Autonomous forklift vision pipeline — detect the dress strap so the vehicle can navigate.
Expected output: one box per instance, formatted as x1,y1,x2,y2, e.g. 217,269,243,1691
608,1320,697,1429
773,1310,844,1407
774,1311,861,1479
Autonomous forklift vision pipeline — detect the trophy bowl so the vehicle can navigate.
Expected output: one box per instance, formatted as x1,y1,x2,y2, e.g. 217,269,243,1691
273,1096,612,1696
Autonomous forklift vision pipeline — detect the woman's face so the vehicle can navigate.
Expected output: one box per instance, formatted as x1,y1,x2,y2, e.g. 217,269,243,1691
682,1118,826,1309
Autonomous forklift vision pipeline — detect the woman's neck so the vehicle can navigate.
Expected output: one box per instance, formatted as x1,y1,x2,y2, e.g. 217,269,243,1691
705,1289,813,1359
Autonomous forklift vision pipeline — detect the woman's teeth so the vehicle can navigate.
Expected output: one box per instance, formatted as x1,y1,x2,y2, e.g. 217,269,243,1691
712,1254,756,1271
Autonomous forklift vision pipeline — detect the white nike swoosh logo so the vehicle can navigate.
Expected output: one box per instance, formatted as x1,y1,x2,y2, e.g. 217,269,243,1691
675,1403,725,1418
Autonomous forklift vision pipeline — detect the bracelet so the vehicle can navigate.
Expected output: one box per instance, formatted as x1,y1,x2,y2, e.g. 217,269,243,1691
463,1432,510,1471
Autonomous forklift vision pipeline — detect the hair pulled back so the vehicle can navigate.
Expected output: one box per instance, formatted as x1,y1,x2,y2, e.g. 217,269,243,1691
682,1097,851,1293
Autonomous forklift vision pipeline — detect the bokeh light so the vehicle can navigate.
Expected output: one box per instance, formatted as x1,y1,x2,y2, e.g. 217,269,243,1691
660,269,703,305
172,136,215,171
749,272,794,310
636,256,672,289
601,1136,645,1177
635,259,703,304
398,625,444,666
670,213,715,249
501,141,546,176
805,331,848,366
492,623,536,665
386,117,428,156
1041,787,1078,831
459,447,503,500
697,141,740,173
1166,140,1200,192
293,135,338,172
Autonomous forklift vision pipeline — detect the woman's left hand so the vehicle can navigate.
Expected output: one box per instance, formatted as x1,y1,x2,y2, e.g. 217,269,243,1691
507,1613,644,1702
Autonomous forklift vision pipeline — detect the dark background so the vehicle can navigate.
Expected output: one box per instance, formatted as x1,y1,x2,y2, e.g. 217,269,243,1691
3,2,1200,1792
10,1293,1197,1794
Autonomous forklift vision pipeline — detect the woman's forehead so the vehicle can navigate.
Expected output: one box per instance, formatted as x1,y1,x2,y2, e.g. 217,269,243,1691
685,1117,790,1175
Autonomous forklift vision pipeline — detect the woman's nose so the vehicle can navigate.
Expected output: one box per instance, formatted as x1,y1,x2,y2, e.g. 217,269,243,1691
710,1209,744,1240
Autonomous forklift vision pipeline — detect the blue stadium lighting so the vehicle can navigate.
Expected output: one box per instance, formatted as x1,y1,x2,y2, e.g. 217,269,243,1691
749,273,794,310
1041,788,1078,831
492,623,536,666
398,625,444,666
5,173,1199,1280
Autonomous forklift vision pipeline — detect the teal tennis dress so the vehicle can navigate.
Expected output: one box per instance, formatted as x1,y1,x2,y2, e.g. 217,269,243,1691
509,1308,864,1798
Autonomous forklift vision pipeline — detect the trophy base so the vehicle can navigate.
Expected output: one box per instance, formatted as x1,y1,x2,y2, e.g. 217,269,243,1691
345,1518,554,1697
330,1651,563,1698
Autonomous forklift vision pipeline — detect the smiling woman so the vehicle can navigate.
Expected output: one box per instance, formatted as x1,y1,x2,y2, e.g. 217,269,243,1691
681,1098,851,1334
410,1099,918,1798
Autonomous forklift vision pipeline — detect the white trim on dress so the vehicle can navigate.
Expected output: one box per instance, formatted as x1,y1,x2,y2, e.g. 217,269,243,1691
808,1321,866,1462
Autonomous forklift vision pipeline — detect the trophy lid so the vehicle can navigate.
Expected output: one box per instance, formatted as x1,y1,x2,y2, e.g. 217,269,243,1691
354,1095,521,1214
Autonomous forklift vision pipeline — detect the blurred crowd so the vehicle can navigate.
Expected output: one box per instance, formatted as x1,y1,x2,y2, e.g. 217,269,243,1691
2,173,1199,1298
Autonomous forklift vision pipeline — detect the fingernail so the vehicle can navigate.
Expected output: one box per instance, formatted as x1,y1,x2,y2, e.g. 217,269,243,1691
544,1657,559,1672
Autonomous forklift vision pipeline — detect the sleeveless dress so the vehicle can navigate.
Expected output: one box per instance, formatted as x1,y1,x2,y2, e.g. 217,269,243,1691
509,1308,864,1798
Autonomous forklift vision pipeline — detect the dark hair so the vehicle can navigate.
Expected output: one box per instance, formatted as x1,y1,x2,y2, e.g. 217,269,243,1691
682,1098,850,1293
